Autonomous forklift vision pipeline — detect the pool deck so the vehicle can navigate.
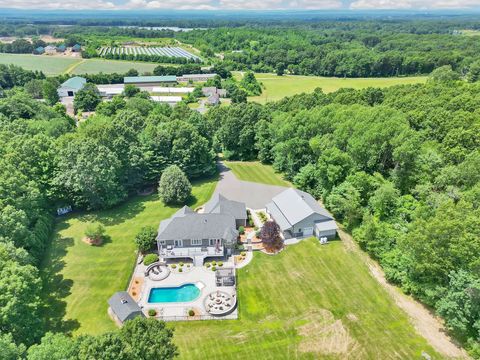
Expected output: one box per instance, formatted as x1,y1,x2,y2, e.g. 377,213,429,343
136,263,237,320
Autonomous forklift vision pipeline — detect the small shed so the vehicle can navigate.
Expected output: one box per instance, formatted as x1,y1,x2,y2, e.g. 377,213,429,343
108,291,144,325
57,76,87,97
72,44,82,52
34,46,44,55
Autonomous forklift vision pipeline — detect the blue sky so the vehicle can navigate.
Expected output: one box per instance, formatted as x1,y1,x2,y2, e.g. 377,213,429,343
0,0,479,10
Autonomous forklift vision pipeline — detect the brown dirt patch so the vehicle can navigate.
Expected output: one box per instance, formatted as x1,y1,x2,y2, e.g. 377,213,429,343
82,236,102,246
295,309,364,357
346,313,359,322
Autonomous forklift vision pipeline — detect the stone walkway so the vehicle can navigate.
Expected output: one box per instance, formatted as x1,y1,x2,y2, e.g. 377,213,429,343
213,162,288,209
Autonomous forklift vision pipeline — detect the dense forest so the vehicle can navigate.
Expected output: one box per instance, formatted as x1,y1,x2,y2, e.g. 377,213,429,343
0,59,479,358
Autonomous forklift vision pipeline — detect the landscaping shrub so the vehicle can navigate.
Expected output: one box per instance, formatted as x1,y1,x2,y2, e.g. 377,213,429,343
171,264,177,269
218,261,223,267
148,309,157,317
241,251,247,257
143,254,158,266
134,226,157,253
238,226,245,235
188,309,195,316
179,262,184,267
211,266,216,271
211,261,217,266
178,268,183,273
206,263,211,268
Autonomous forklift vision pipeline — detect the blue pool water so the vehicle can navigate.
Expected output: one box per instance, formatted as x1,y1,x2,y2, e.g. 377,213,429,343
148,284,200,303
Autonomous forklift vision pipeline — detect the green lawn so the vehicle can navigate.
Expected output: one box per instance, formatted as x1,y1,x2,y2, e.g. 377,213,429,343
40,176,218,335
71,58,162,75
0,53,81,75
173,239,440,359
233,72,427,104
226,161,291,186
0,53,169,75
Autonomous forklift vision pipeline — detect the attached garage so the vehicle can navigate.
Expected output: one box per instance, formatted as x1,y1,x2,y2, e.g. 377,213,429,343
314,220,338,240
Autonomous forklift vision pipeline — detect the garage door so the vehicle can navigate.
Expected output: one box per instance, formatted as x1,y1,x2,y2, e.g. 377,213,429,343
303,227,313,236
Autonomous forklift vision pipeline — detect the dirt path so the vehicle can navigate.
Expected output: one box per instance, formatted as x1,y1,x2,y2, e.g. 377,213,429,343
63,59,85,75
337,228,470,359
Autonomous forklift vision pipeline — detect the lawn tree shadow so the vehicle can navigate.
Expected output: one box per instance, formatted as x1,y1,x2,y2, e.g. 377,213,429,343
40,233,80,335
76,195,147,226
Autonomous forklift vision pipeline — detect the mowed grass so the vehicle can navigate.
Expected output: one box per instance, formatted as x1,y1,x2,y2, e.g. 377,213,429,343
0,53,81,75
40,176,218,335
226,161,291,186
71,58,162,75
173,239,440,359
233,72,427,104
0,53,168,75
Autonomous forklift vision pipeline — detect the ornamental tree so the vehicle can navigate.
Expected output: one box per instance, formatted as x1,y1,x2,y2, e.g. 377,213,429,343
260,220,283,252
158,165,191,205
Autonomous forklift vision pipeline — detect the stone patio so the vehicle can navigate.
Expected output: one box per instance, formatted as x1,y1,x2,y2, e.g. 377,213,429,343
134,261,238,321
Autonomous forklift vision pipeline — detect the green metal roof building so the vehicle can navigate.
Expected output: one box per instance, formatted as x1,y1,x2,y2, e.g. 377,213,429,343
124,75,177,86
57,76,87,97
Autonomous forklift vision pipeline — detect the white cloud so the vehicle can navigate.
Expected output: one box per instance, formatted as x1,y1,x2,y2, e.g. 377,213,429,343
0,0,115,9
122,0,216,10
350,0,480,9
288,0,343,9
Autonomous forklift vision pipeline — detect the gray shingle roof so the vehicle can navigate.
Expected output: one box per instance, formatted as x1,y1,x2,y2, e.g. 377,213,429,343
157,212,238,242
204,194,246,221
108,291,144,322
268,188,333,229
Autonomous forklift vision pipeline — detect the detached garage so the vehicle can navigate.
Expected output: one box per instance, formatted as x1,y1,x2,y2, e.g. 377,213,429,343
266,188,338,240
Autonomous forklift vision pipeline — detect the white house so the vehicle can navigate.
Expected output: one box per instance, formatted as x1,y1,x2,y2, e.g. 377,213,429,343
266,188,338,239
57,76,87,98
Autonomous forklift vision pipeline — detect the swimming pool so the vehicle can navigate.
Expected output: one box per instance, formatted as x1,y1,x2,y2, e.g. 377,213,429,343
148,284,200,303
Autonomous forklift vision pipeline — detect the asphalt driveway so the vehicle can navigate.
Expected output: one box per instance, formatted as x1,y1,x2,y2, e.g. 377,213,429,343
213,163,288,209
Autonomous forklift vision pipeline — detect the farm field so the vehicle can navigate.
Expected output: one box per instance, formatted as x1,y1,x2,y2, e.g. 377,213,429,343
173,238,440,359
0,53,169,75
40,176,218,336
71,58,161,74
98,46,200,60
233,72,428,103
0,53,80,75
226,160,291,186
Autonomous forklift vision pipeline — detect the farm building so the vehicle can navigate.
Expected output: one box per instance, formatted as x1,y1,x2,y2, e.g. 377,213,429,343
45,45,56,55
124,75,177,87
207,93,220,106
151,87,195,94
108,291,144,325
202,87,227,98
266,188,338,240
56,44,66,52
72,44,82,52
34,46,44,55
97,84,124,98
150,95,183,105
57,76,87,97
177,73,217,82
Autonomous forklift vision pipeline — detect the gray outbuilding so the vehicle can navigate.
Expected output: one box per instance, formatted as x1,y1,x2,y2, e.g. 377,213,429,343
266,188,338,239
108,291,145,325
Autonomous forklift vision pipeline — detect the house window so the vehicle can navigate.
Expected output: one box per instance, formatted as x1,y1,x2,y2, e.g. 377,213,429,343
159,240,166,245
209,239,218,246
191,239,202,246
